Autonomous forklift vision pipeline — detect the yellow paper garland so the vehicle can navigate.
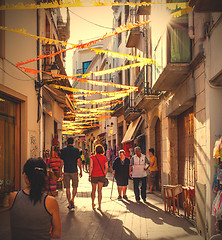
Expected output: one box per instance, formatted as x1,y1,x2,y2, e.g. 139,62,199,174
0,1,190,11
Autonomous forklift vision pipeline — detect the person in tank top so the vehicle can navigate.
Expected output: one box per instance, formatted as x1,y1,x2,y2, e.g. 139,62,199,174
89,144,108,211
9,158,61,240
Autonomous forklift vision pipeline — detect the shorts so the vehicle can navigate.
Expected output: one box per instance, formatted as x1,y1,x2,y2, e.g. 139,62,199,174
91,176,106,184
63,172,78,188
148,171,158,185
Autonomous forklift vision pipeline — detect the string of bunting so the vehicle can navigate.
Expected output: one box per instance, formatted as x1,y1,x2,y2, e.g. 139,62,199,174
87,47,156,65
73,93,129,105
63,124,101,130
0,1,190,11
0,20,150,67
65,115,111,120
77,101,123,112
80,62,149,78
63,119,106,124
75,109,114,114
63,121,103,126
18,67,138,91
62,130,84,134
51,84,136,97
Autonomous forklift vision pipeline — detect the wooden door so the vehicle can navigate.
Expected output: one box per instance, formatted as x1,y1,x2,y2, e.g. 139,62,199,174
178,108,194,187
155,118,162,191
0,96,20,208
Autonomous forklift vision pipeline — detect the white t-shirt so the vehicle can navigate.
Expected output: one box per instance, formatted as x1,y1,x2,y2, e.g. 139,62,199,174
130,154,149,178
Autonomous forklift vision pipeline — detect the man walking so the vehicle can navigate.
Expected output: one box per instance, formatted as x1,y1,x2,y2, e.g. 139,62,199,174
130,146,149,202
60,137,82,209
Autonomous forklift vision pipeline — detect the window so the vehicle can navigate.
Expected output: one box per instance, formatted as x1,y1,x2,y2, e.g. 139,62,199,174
125,5,129,24
82,61,92,74
169,16,191,63
167,0,191,63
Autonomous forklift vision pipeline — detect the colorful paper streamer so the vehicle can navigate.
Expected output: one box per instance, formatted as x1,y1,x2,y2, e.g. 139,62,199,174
0,1,190,11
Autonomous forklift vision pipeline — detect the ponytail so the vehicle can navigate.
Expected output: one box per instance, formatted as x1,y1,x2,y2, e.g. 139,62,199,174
23,158,47,205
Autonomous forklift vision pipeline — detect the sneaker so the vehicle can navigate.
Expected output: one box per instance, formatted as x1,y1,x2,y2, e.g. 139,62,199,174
118,195,122,200
70,200,75,209
143,199,147,203
123,195,128,200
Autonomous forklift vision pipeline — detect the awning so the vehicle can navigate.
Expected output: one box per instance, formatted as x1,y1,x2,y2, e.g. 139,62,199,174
121,116,143,144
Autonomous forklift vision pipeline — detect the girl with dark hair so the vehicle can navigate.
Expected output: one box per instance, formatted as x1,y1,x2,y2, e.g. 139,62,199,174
89,144,108,210
9,158,61,240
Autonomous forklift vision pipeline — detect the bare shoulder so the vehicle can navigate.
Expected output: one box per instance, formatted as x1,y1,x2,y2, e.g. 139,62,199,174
45,195,59,215
9,191,18,208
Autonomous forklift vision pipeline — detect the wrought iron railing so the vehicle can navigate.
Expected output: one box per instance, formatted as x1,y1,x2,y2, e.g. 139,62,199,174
124,95,141,113
76,69,83,74
111,101,123,112
135,67,160,100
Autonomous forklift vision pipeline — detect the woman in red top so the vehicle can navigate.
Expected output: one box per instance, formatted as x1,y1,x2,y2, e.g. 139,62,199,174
89,144,108,210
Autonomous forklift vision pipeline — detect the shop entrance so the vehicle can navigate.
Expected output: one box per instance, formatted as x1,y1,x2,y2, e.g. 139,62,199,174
0,95,20,207
155,118,162,191
178,107,195,187
118,124,123,149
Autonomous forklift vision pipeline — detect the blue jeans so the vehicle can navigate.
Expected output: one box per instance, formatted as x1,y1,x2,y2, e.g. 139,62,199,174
133,177,147,201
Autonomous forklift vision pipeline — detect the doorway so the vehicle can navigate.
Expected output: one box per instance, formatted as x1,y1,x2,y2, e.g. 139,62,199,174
155,118,162,191
0,95,20,207
178,108,195,187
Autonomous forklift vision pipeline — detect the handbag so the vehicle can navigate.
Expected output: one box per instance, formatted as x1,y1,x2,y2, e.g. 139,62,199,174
95,155,109,187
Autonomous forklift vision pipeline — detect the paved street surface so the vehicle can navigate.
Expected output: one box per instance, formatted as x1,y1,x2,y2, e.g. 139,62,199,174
0,172,202,240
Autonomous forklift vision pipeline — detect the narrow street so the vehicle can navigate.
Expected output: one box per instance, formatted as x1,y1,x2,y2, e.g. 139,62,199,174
0,171,201,240
59,172,201,240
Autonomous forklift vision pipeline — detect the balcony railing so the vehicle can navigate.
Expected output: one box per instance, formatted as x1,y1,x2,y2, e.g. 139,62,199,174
124,95,142,121
134,67,161,109
124,96,134,112
135,67,160,99
126,8,143,48
76,69,83,74
111,101,123,111
137,0,151,15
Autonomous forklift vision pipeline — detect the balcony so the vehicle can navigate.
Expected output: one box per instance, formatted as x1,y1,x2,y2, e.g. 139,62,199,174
126,9,143,48
124,96,142,122
126,29,143,48
111,102,124,117
152,17,191,91
137,0,151,15
76,69,83,75
209,69,222,87
189,0,222,12
135,67,161,110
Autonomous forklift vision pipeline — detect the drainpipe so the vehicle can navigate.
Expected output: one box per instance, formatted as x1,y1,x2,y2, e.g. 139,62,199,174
188,12,194,40
36,9,43,157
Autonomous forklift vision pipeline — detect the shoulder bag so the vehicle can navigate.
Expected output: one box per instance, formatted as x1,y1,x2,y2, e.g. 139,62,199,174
94,155,109,187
